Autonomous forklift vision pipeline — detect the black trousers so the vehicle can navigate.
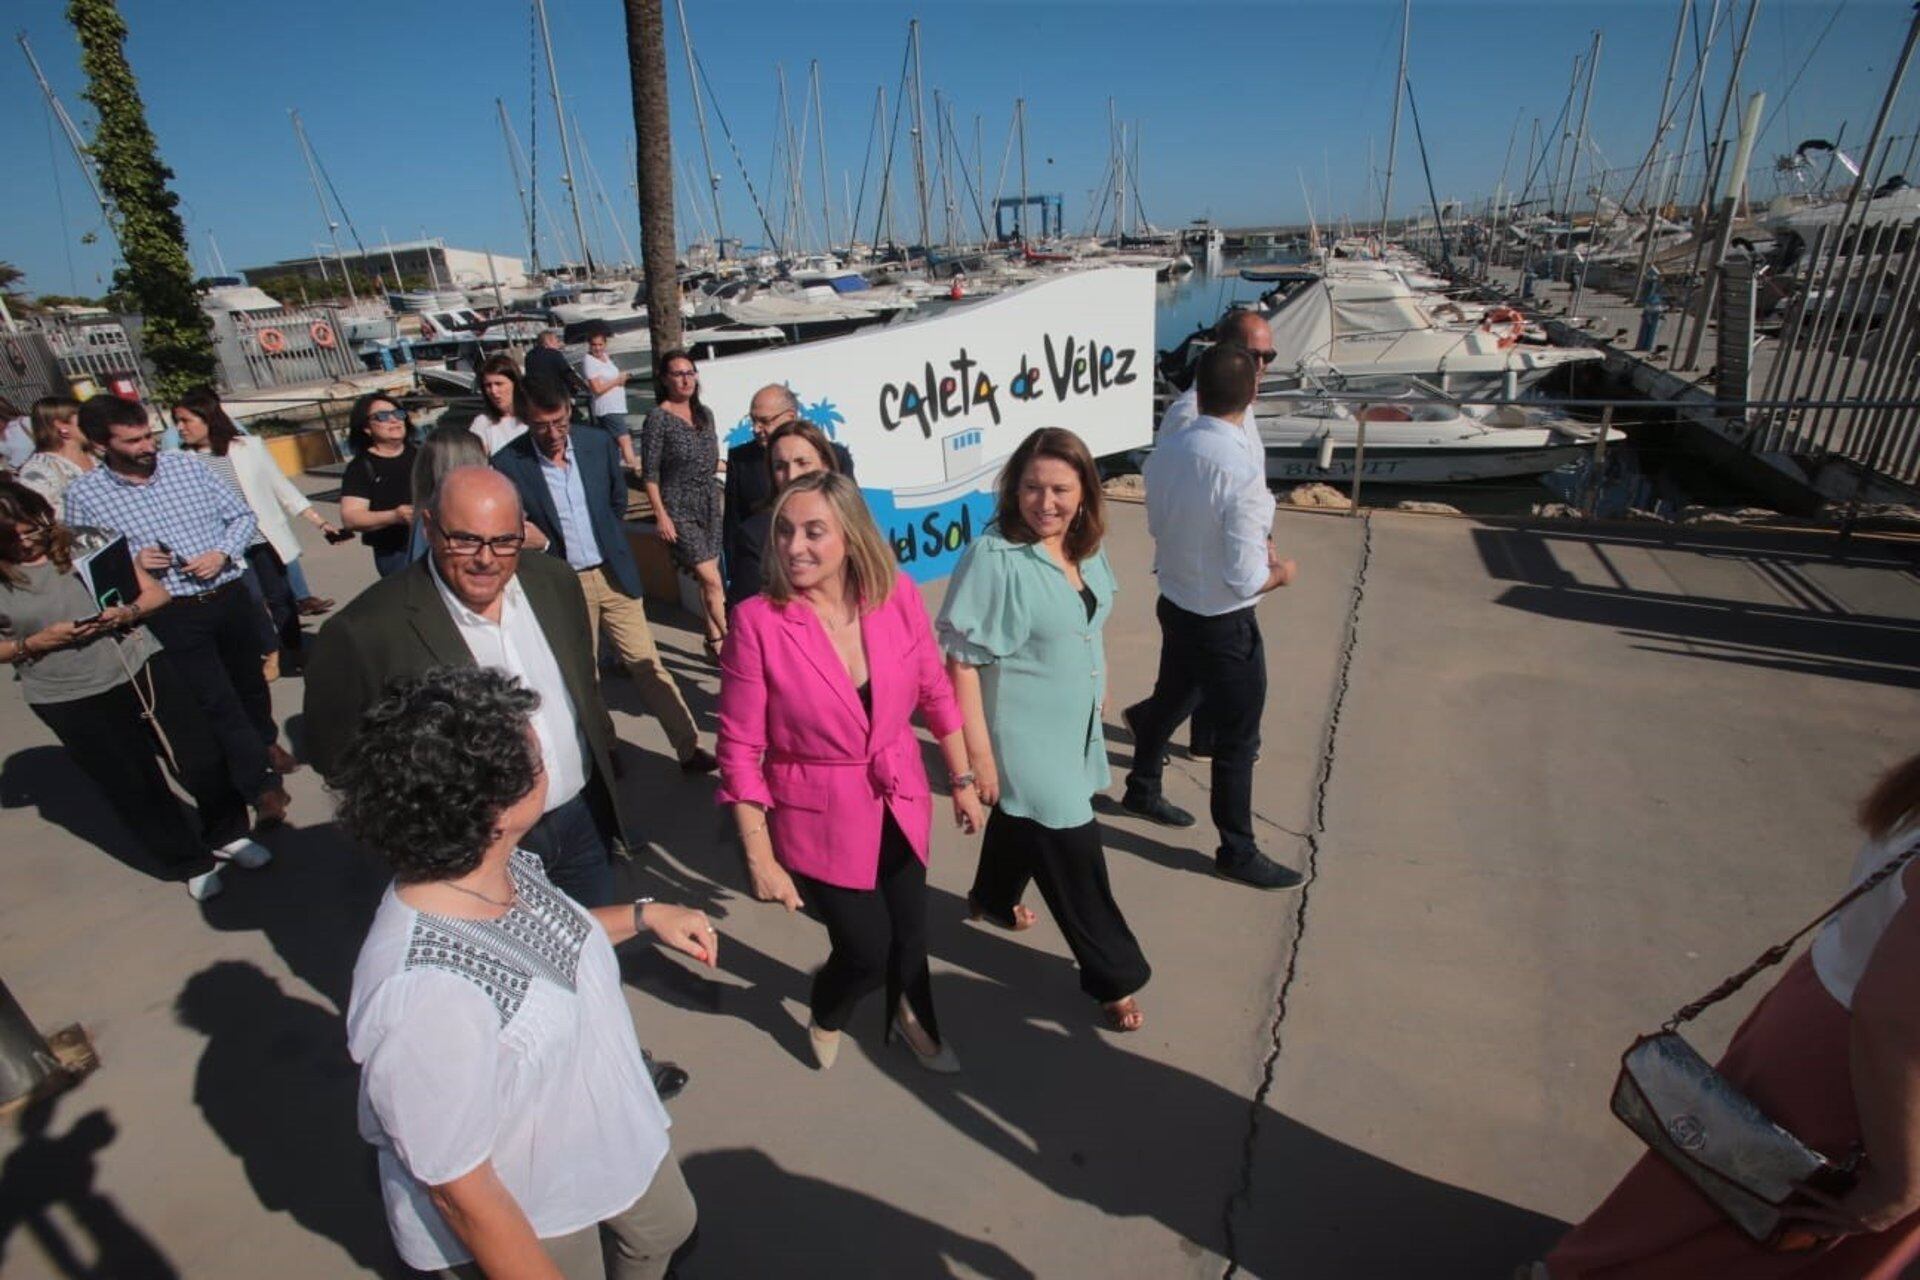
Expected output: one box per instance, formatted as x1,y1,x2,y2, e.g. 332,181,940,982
794,814,939,1039
143,580,277,803
1125,597,1266,861
243,544,301,658
29,653,251,875
973,808,1151,1003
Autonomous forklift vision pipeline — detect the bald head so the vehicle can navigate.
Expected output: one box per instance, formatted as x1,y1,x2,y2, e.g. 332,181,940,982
749,383,800,440
433,465,523,525
427,467,526,618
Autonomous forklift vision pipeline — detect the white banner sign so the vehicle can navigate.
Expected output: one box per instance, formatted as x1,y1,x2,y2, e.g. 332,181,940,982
700,266,1154,581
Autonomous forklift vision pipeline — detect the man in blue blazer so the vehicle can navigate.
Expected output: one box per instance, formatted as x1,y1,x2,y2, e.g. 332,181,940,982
493,376,714,773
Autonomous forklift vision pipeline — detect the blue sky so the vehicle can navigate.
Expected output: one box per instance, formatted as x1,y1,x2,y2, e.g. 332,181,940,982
5,0,1914,298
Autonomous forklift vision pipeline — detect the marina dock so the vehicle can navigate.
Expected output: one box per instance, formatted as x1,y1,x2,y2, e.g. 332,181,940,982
4,481,1915,1278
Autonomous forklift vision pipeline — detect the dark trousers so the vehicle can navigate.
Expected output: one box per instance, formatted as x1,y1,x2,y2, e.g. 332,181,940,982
520,787,615,908
29,654,250,875
1125,597,1266,861
972,809,1151,1003
794,815,940,1039
144,581,277,804
243,544,302,658
371,545,411,578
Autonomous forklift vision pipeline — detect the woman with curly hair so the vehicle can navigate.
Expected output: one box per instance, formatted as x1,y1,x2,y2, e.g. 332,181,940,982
340,665,716,1279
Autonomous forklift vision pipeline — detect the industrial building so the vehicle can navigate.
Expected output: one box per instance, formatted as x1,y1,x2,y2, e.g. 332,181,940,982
240,239,527,292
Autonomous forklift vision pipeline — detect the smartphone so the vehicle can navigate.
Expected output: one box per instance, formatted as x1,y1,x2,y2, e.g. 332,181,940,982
324,527,355,544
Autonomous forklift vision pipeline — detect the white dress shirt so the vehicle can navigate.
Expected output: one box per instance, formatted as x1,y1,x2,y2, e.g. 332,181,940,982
429,562,589,811
1158,386,1263,470
1144,412,1276,617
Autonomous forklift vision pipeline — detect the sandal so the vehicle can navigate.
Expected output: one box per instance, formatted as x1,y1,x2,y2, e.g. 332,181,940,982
1101,996,1145,1033
967,896,1038,931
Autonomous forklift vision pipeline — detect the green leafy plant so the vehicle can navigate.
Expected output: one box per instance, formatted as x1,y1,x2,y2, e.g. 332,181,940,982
68,0,216,401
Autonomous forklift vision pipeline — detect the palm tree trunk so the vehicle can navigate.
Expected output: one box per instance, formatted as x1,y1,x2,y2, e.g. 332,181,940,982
624,0,683,357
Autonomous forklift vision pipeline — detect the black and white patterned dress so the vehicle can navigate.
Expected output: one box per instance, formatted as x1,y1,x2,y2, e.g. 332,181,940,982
639,404,721,570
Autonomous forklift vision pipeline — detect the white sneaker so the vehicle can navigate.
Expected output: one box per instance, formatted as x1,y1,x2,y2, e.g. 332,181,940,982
215,838,273,870
187,868,225,901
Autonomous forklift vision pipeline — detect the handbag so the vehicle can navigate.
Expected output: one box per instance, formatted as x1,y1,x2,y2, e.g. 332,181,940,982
1611,836,1920,1245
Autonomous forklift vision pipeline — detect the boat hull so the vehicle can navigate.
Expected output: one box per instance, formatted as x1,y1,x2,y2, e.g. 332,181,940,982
1264,441,1592,485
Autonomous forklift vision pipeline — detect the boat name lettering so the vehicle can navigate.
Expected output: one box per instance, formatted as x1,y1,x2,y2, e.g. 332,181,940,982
889,500,976,564
878,348,1002,439
874,333,1137,439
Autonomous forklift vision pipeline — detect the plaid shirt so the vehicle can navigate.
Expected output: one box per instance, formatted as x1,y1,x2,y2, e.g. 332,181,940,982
64,451,256,596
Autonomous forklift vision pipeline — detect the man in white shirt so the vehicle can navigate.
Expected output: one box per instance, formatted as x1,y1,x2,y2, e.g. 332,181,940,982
1155,306,1276,760
306,467,626,908
1123,343,1301,890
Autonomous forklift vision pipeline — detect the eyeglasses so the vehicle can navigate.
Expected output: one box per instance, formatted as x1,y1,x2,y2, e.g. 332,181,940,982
437,530,526,558
750,411,793,427
665,369,698,380
369,409,407,423
1250,348,1279,365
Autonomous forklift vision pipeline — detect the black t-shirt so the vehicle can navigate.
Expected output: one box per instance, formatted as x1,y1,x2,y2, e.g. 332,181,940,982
340,444,417,555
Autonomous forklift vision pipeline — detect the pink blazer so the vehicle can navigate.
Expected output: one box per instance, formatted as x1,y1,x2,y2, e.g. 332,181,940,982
716,571,964,890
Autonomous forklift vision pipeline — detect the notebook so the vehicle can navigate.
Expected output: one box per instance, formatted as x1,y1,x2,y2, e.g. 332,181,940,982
72,535,139,619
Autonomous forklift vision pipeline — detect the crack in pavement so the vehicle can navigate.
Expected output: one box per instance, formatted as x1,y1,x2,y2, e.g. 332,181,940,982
1220,512,1374,1279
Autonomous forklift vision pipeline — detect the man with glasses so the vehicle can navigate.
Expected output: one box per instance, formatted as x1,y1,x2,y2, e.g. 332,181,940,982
1122,342,1300,891
720,384,855,605
306,466,626,905
491,377,713,774
1152,306,1277,761
305,465,698,1099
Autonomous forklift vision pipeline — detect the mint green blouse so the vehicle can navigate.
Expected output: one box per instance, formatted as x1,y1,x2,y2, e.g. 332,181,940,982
936,532,1116,829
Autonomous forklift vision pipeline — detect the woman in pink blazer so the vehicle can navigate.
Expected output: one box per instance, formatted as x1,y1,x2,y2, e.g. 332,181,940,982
717,472,986,1074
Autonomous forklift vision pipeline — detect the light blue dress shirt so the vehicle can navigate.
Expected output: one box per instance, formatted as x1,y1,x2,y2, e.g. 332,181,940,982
538,439,604,572
936,531,1115,829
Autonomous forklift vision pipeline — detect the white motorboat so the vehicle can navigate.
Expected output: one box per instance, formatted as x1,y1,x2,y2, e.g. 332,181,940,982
1252,380,1621,484
1260,274,1603,400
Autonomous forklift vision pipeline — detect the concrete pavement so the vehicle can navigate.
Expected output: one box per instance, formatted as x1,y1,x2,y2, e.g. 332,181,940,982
2,487,1916,1278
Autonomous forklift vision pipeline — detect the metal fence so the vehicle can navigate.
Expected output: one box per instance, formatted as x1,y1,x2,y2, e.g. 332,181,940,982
1,318,155,408
206,303,361,392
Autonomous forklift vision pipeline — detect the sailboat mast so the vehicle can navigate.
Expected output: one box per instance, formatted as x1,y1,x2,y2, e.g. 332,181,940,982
290,109,357,304
812,61,833,253
1379,0,1409,232
497,98,540,273
908,20,933,256
534,0,594,280
672,0,727,258
1018,98,1030,243
19,33,122,261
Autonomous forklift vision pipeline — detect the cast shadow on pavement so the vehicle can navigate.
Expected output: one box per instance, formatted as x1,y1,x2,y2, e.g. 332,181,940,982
0,745,178,883
864,941,1566,1275
0,1095,179,1279
173,960,405,1278
678,1148,1033,1279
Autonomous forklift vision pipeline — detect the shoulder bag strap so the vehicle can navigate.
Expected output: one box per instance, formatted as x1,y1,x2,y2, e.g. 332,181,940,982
1666,835,1920,1031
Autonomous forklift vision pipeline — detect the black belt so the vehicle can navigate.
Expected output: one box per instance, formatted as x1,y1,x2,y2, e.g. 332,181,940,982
178,578,244,606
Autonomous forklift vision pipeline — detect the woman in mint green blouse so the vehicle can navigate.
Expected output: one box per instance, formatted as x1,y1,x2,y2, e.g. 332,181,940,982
937,428,1151,1032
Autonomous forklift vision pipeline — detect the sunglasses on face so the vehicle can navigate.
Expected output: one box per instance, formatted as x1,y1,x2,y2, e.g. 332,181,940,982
1250,348,1278,365
370,409,407,423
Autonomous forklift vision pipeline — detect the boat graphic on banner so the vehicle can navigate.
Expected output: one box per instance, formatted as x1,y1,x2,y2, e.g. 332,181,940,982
701,267,1155,582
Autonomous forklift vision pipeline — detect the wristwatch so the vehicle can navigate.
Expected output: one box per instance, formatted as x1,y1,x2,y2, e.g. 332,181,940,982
950,772,977,793
631,896,655,934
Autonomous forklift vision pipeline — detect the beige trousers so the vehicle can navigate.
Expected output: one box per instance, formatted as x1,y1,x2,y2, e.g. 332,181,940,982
433,1150,697,1280
577,565,699,761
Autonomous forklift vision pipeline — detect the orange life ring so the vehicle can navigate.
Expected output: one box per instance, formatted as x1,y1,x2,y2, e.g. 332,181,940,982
256,327,287,355
310,321,337,349
1480,306,1526,349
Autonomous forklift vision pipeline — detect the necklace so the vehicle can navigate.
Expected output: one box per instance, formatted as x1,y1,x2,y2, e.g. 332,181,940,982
442,877,516,910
